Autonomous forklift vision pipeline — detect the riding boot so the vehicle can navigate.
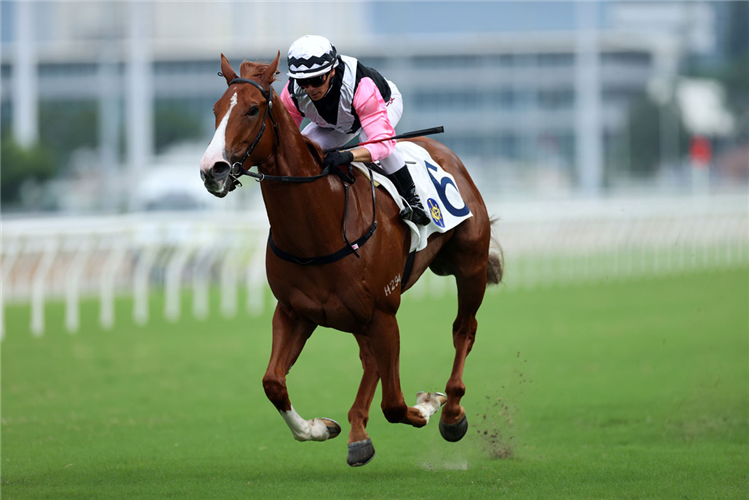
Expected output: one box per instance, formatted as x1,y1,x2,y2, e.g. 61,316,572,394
387,166,431,226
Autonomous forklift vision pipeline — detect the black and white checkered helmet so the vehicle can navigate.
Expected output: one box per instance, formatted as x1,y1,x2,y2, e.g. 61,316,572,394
287,35,339,79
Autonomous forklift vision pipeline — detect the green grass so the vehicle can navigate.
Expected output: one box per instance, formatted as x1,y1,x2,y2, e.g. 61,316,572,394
2,270,748,499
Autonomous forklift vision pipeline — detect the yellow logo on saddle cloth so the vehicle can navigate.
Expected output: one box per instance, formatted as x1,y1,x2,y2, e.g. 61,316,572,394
427,198,445,228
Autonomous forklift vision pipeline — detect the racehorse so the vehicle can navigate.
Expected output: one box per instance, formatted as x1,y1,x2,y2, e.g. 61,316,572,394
199,52,502,467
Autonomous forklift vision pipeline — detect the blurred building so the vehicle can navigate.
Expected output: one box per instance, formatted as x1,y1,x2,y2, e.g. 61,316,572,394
1,1,738,211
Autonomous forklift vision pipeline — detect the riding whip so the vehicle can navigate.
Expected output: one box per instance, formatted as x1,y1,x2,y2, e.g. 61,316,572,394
323,126,445,153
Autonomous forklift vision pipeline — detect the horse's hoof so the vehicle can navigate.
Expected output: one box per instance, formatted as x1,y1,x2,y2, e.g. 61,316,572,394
435,392,448,407
417,391,448,408
320,418,341,440
347,439,375,467
439,414,468,442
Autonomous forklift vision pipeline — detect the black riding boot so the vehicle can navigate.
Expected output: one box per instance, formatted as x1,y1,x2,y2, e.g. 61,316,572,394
387,166,431,226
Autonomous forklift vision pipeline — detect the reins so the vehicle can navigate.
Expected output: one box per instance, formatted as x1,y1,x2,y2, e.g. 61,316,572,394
226,76,378,265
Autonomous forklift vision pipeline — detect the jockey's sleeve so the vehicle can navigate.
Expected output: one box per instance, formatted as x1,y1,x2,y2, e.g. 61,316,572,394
280,84,304,129
353,78,396,162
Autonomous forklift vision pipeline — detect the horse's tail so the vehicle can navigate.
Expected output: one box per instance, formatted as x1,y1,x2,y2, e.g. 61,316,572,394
487,217,504,286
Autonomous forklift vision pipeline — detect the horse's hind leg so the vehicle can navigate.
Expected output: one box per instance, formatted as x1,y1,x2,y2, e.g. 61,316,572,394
346,334,379,467
262,304,340,442
440,268,488,442
365,311,444,428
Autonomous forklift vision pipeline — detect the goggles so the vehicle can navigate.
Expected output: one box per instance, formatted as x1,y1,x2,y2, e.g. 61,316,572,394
295,72,330,89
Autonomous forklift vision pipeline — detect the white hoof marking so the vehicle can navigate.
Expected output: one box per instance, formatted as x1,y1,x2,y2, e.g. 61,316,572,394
281,406,333,442
414,391,447,424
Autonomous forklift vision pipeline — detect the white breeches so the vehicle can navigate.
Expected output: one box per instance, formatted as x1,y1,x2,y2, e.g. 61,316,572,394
302,82,405,175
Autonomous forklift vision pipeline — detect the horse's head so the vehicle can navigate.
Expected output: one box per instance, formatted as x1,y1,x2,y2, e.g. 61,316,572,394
199,52,280,198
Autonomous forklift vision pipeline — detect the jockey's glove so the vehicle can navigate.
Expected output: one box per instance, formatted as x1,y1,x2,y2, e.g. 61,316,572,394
323,151,354,170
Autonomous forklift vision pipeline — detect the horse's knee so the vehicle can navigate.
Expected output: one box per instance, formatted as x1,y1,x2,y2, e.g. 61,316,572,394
453,316,477,336
262,374,288,409
381,403,407,424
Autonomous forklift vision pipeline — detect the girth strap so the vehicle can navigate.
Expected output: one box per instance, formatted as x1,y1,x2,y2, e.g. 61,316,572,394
267,222,377,266
401,250,416,290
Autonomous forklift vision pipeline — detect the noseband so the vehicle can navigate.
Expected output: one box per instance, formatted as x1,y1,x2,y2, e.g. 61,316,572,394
226,77,280,185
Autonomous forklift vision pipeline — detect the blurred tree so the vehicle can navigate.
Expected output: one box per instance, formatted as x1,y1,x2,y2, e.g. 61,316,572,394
717,54,749,139
625,96,688,176
726,1,749,61
687,1,749,139
39,100,98,169
0,138,55,207
154,105,202,154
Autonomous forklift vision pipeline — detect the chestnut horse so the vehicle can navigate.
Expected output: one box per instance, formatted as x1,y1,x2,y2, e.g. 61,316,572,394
199,52,502,467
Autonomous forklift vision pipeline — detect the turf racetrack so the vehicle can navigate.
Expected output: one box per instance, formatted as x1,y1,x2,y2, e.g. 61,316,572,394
2,270,747,499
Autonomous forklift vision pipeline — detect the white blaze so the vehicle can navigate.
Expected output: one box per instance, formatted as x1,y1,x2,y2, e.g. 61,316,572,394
200,92,238,173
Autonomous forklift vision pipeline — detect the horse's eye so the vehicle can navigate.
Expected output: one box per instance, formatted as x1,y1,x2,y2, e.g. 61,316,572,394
247,106,259,117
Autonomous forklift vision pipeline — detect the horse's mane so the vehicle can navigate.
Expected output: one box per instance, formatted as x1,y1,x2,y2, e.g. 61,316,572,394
239,60,278,82
302,137,324,166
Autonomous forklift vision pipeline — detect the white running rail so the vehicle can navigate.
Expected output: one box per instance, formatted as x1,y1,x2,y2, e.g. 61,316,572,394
1,194,747,336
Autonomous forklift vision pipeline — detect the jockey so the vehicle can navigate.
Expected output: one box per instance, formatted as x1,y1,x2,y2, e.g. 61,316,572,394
280,35,430,226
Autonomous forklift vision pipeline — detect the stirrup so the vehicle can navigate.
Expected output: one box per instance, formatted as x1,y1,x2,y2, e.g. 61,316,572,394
400,201,430,226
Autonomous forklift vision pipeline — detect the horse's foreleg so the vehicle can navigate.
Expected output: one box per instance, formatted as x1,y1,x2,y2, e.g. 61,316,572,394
348,334,379,442
345,333,380,466
440,270,487,442
365,312,431,427
262,304,340,442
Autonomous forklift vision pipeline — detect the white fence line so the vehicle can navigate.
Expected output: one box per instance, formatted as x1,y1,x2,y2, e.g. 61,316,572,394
1,194,747,336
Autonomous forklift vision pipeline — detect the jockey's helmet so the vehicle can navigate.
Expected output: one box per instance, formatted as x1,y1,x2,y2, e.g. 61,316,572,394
287,35,339,79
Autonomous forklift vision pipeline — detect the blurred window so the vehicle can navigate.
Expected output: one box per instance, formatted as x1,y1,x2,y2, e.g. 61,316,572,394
442,135,485,158
491,89,514,109
489,54,514,67
538,53,574,67
538,88,574,110
512,54,537,67
153,60,216,76
412,55,479,69
413,91,481,111
603,87,644,104
358,57,387,69
39,63,97,78
499,132,519,159
1,64,11,79
601,51,651,66
491,89,535,110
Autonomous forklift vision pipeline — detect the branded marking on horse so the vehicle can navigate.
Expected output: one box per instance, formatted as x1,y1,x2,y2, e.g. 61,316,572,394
384,274,401,296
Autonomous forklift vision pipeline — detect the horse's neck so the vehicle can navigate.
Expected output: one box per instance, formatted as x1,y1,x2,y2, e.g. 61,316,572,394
260,99,344,252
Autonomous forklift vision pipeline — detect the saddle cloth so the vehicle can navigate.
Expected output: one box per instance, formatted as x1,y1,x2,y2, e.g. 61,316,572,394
352,141,472,253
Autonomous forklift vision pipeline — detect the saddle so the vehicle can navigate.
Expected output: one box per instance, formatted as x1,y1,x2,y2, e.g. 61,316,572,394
352,142,473,253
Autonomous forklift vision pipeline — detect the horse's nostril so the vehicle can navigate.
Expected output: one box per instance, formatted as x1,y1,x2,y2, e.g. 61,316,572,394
212,162,230,180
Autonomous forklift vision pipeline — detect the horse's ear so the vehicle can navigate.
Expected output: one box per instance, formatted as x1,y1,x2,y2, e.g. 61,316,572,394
262,51,281,87
220,53,238,86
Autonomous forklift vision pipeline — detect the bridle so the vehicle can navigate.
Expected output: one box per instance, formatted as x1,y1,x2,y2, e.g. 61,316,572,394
219,75,379,266
224,77,281,188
